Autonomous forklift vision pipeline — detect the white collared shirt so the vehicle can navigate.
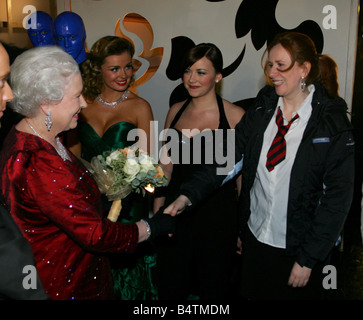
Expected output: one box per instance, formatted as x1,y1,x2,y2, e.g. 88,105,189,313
248,85,315,248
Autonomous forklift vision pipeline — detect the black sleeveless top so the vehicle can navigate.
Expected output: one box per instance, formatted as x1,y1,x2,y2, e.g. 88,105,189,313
170,94,230,132
164,95,239,227
166,94,231,166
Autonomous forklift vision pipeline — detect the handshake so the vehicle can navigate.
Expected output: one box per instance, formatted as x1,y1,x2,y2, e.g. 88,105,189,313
143,195,192,240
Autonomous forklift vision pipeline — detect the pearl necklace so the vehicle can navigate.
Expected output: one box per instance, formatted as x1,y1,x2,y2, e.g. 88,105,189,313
96,89,129,107
25,119,71,162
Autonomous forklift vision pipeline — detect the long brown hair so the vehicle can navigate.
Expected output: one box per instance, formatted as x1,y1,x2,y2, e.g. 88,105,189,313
318,54,339,97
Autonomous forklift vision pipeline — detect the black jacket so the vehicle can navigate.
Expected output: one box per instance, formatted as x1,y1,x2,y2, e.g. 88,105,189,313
181,83,355,268
0,205,49,299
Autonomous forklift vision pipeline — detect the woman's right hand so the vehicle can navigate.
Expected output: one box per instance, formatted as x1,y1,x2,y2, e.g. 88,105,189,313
163,195,191,216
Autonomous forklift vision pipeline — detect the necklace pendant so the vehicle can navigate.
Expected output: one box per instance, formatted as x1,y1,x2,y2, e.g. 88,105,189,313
55,137,71,162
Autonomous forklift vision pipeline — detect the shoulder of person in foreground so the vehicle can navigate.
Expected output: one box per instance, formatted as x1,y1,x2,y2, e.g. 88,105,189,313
0,205,49,300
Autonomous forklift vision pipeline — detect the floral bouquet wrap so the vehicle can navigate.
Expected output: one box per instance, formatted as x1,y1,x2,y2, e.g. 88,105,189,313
82,147,167,222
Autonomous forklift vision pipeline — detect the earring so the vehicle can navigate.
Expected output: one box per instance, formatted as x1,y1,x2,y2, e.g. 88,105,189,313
45,111,52,131
300,77,306,92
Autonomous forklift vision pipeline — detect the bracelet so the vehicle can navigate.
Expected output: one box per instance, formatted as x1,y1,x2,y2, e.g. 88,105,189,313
141,219,151,240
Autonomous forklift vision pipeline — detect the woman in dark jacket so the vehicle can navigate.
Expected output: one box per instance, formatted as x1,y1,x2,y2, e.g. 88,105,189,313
163,32,355,299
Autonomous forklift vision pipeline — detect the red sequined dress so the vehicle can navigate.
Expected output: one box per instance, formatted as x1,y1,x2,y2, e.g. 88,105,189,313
0,127,139,300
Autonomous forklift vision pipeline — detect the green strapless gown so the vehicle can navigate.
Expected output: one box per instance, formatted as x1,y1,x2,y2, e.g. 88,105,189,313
78,121,158,300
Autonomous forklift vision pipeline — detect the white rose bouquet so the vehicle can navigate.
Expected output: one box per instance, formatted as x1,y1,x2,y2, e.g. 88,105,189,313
82,147,167,222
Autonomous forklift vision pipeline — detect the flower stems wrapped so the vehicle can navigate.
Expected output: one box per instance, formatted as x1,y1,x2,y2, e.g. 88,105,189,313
108,199,122,222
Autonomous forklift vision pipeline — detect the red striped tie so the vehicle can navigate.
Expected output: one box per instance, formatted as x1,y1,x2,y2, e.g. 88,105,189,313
266,107,299,172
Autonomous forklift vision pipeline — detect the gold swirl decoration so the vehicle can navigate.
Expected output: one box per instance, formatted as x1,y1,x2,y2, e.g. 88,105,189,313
115,13,164,94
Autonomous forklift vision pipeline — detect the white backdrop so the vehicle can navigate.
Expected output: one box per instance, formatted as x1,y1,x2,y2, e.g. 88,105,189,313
57,0,359,129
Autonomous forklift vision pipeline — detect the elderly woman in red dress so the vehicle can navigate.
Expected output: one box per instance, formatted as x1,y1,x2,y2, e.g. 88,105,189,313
0,46,173,300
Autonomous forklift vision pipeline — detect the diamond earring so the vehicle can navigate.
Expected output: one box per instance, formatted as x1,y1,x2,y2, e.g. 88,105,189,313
45,111,52,131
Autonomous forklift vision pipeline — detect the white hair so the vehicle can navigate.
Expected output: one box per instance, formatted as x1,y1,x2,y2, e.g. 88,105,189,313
10,46,79,117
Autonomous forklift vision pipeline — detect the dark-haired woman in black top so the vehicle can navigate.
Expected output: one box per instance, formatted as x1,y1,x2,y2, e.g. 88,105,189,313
153,43,245,299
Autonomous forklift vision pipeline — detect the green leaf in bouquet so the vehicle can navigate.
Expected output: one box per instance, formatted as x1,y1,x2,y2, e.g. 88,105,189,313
131,178,141,188
136,171,147,181
146,170,157,178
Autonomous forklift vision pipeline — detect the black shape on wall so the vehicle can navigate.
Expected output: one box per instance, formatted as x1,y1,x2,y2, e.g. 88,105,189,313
222,44,246,78
169,83,189,107
235,0,324,53
166,36,196,81
166,36,195,106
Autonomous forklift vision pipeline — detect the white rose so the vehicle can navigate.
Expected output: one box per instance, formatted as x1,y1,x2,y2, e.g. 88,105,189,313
139,155,155,173
106,150,122,166
123,158,140,182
